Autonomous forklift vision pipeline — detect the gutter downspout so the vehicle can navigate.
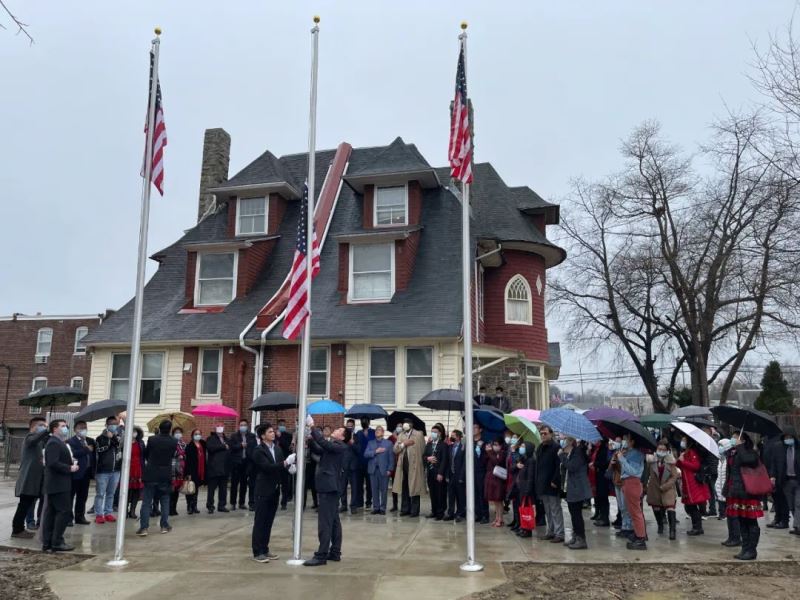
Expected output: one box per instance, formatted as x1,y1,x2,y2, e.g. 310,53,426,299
238,317,260,430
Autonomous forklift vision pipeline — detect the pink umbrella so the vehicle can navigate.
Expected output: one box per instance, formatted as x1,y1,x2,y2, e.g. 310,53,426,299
511,409,541,423
192,403,239,419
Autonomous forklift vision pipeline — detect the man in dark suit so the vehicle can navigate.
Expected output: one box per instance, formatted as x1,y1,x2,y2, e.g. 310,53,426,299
423,424,448,520
250,423,296,563
42,419,79,552
206,423,231,513
473,423,490,524
275,419,294,509
493,386,511,414
473,386,490,407
444,429,467,521
136,420,178,536
304,416,346,567
353,418,375,511
229,419,257,510
769,426,800,534
11,417,49,538
67,420,94,526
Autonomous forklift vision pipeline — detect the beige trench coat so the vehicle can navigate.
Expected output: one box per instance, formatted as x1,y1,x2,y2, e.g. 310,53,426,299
645,453,679,508
392,429,426,497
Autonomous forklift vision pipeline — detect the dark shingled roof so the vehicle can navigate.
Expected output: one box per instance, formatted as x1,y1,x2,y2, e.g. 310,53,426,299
86,139,564,346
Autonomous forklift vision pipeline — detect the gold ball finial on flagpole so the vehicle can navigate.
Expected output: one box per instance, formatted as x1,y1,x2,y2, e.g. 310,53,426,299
461,21,468,30
313,15,320,24
154,27,162,36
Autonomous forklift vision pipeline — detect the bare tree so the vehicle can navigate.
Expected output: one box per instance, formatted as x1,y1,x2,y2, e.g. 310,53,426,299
0,0,33,44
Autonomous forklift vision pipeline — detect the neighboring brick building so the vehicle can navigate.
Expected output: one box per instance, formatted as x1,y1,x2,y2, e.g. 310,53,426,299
0,313,108,435
82,130,565,435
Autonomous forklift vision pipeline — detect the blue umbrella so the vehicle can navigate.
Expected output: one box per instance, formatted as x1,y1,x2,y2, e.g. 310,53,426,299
307,399,346,415
474,408,505,434
539,408,601,442
345,404,388,420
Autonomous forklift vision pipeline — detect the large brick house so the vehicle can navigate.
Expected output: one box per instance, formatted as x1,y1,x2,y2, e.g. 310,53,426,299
0,313,107,435
82,129,564,433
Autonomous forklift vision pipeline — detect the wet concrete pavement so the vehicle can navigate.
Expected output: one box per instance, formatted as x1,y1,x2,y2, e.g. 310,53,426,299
0,478,797,599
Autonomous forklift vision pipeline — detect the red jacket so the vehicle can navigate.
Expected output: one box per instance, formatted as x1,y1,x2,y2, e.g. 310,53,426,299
676,448,711,505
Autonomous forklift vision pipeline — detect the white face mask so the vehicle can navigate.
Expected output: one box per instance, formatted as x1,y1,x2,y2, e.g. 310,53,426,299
174,432,183,440
402,423,410,431
215,427,224,434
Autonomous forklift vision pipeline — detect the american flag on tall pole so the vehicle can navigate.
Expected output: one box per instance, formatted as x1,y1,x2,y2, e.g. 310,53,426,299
282,182,321,340
144,49,167,195
448,36,472,184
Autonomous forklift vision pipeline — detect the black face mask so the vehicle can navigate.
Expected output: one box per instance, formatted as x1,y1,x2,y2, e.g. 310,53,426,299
450,437,457,443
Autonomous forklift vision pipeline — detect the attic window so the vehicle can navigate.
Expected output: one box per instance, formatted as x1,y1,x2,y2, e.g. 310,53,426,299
196,252,238,306
349,243,395,302
236,197,268,235
374,185,407,226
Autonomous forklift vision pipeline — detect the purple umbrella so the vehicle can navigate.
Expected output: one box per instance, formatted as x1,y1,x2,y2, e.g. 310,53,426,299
584,407,639,423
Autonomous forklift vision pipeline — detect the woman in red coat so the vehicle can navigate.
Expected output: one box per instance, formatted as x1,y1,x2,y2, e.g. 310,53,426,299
676,437,711,536
484,438,508,527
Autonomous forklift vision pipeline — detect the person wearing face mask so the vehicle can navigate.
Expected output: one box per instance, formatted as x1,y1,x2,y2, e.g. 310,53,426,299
94,415,123,524
125,427,145,519
11,417,50,539
354,418,376,512
645,439,679,541
676,436,711,536
206,424,231,514
41,420,79,552
423,424,448,520
493,386,511,414
363,426,395,515
229,420,257,511
136,420,179,536
590,439,612,528
473,423,491,524
275,419,294,510
339,419,357,513
443,429,467,522
559,436,591,549
505,436,521,531
535,426,565,543
392,418,426,517
768,426,800,536
485,437,508,527
184,429,206,515
515,441,536,538
616,435,647,550
725,432,765,560
168,427,188,516
716,438,742,547
66,420,94,527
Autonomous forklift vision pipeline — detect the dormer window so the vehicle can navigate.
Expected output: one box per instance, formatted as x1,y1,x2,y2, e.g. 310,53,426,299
236,197,268,236
349,242,395,302
374,185,407,226
195,251,238,306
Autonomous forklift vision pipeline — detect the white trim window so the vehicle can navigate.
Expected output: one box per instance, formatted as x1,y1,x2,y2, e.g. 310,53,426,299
405,347,433,405
308,347,329,397
70,376,84,390
505,275,532,325
110,354,131,402
196,251,238,306
110,352,164,405
74,326,88,354
199,348,222,397
30,377,47,414
236,196,268,236
349,243,395,302
374,185,407,226
369,348,396,405
36,327,53,356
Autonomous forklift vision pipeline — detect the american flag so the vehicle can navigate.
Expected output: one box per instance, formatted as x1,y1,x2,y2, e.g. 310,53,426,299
448,39,472,184
144,49,167,195
282,183,321,340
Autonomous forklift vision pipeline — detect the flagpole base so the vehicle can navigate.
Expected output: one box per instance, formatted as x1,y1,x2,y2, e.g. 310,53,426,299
286,558,306,566
106,559,129,568
459,560,484,572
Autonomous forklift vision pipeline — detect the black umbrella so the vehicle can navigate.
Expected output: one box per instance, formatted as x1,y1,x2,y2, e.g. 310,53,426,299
711,405,782,437
596,416,657,451
74,398,128,422
387,411,427,435
345,404,389,420
418,388,477,412
19,386,87,408
250,391,297,412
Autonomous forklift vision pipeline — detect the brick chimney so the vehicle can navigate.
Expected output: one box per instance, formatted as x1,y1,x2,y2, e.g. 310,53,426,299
197,128,231,222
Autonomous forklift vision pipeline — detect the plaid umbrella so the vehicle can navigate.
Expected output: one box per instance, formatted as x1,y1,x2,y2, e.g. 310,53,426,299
539,408,601,442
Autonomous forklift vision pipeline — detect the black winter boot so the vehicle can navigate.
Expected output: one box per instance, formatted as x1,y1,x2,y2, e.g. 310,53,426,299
687,507,704,535
654,509,664,534
722,516,742,546
667,510,677,540
734,519,751,559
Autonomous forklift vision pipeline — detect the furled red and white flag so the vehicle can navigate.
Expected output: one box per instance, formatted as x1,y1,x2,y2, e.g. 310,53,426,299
282,183,321,340
448,39,472,184
144,49,167,195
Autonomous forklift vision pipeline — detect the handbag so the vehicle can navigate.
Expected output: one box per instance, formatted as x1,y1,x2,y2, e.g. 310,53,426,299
740,462,772,496
519,498,535,531
180,477,196,496
492,465,508,480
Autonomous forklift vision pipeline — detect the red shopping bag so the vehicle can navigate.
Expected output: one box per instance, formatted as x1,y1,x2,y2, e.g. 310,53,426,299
519,497,535,531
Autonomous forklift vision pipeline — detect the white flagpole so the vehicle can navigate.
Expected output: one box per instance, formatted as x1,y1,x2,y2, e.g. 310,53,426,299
287,15,320,566
107,27,162,568
458,22,483,573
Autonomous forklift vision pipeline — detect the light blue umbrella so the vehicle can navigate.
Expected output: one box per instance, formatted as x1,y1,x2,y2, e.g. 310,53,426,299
539,407,601,442
307,399,346,415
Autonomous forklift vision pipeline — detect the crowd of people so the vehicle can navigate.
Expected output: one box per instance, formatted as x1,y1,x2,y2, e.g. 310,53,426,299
9,409,800,564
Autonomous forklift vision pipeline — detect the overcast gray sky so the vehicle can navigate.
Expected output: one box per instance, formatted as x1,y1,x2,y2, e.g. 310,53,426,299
2,1,798,391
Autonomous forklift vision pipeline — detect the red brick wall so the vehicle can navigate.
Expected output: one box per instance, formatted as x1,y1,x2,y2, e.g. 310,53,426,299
237,240,277,297
395,232,420,291
0,316,101,429
185,252,197,303
363,186,374,228
268,194,286,235
408,181,422,226
483,250,549,362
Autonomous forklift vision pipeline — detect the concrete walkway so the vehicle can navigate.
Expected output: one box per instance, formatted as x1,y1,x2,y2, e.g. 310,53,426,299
1,478,797,600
